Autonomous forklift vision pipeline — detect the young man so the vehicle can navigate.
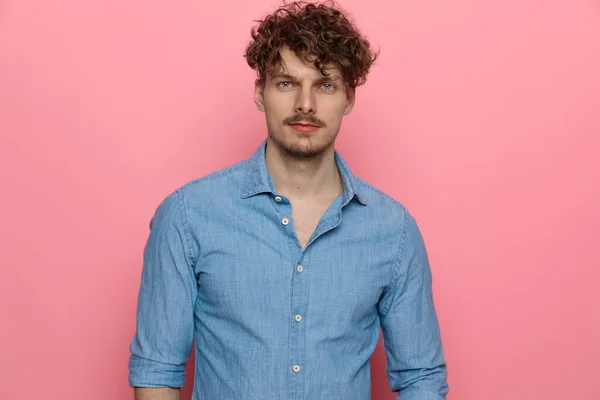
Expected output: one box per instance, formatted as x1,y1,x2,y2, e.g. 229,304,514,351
128,2,449,399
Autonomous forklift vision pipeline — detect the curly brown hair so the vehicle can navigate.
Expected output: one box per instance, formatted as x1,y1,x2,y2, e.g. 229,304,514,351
245,1,378,90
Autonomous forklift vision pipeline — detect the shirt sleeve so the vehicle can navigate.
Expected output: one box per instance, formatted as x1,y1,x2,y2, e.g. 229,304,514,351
377,210,449,400
128,188,198,388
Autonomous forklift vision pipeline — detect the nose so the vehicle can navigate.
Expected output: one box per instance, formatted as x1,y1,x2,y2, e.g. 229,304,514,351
294,85,316,115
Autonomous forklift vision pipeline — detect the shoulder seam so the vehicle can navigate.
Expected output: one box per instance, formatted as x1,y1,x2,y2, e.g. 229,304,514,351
175,187,198,268
354,177,406,208
181,159,247,190
390,206,410,291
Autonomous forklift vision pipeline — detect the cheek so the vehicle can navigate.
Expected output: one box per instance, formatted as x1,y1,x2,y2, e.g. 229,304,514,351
322,101,348,122
322,93,348,111
264,95,291,117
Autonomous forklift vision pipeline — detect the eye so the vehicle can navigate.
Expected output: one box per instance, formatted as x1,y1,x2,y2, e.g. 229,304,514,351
278,81,293,89
321,83,335,91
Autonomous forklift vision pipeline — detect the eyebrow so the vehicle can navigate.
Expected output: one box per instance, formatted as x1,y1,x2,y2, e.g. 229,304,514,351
271,73,343,83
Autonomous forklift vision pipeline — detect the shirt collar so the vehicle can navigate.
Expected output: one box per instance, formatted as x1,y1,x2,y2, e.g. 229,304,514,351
241,140,368,206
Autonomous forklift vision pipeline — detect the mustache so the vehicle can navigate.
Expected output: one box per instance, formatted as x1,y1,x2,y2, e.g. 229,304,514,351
283,114,326,127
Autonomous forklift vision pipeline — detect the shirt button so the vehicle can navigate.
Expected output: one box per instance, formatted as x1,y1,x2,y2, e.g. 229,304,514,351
297,265,303,272
282,218,289,225
295,314,302,322
292,365,300,373
275,196,282,202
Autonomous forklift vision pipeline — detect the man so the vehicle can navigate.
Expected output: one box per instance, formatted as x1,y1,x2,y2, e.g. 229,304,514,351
128,1,449,399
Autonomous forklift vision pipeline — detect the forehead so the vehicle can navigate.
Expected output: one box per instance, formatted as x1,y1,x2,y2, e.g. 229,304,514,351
270,46,342,80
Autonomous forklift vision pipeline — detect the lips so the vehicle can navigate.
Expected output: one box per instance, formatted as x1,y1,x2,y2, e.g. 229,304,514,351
289,123,320,133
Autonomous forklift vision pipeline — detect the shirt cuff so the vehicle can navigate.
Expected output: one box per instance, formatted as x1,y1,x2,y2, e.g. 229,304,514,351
128,354,186,388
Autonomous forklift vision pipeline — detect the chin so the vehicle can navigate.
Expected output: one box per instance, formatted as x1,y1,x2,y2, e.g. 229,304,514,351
270,131,336,160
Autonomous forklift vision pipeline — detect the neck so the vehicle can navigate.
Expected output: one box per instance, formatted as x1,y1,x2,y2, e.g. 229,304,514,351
265,139,343,201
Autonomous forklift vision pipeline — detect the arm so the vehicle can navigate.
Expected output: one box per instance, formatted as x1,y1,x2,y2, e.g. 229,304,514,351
378,211,449,400
134,387,180,400
128,188,198,396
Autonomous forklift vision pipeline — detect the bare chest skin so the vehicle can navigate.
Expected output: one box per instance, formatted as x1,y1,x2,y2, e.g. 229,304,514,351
290,196,337,249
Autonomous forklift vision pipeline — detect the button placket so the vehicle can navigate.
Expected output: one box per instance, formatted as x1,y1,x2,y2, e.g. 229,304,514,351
288,255,308,399
279,199,305,400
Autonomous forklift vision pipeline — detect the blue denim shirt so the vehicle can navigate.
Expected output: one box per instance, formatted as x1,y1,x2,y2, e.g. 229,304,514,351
128,140,448,399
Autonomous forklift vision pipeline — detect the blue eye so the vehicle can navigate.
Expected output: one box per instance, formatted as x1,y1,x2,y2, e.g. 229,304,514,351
322,83,335,91
278,82,292,89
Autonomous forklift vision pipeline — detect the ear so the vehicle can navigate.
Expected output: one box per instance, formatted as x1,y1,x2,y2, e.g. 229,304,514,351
343,87,355,115
254,79,265,112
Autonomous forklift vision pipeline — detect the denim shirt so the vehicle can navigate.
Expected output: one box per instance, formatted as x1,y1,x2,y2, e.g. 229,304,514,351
128,140,448,399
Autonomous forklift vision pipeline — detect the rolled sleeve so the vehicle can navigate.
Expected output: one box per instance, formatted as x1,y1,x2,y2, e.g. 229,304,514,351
378,211,449,399
128,188,198,388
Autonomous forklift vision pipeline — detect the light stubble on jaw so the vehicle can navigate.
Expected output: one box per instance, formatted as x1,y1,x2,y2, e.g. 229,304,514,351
267,128,336,160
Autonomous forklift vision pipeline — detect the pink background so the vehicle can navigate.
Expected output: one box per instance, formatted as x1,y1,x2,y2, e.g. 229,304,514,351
1,0,599,399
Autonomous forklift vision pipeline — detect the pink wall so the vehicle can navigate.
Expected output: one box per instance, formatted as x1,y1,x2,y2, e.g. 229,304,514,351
1,0,599,399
